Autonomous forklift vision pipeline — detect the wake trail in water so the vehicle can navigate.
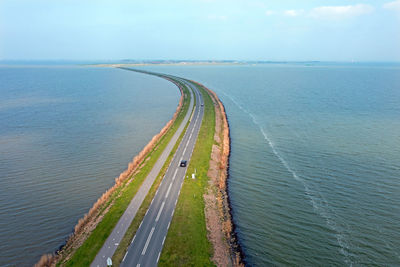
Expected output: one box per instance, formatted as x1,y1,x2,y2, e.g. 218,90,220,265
222,92,353,266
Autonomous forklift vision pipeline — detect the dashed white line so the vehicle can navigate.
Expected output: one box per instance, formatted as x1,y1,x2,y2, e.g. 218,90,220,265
141,227,155,255
162,236,166,245
172,169,178,181
165,183,173,198
156,201,165,222
123,251,128,262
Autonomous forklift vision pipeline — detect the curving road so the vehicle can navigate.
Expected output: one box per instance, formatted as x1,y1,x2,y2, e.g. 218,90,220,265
91,72,196,267
120,78,204,267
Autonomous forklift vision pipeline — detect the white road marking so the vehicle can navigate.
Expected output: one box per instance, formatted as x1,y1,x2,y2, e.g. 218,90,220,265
172,169,178,181
123,251,128,262
141,227,155,255
165,183,173,198
167,222,171,230
136,264,140,267
157,251,161,263
156,201,165,222
162,236,166,245
131,235,136,244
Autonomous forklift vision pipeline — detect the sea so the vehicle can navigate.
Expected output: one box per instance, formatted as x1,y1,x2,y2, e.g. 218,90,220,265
1,63,399,266
0,65,180,266
140,63,400,266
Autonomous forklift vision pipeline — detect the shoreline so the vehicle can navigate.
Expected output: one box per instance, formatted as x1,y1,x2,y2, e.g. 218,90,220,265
35,73,186,267
196,81,245,266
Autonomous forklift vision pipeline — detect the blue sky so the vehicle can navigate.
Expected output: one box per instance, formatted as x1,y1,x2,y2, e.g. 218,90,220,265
0,0,399,61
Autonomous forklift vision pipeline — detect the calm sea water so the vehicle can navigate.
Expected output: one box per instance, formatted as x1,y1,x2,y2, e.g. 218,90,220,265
141,64,400,266
0,66,179,266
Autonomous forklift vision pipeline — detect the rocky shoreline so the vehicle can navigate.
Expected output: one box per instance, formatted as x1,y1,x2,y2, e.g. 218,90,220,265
196,81,245,267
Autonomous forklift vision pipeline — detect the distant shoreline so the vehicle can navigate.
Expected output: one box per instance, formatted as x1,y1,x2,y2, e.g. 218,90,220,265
2,61,399,70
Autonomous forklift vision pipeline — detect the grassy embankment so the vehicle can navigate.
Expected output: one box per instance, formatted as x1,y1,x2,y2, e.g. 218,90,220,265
61,77,191,267
159,83,216,266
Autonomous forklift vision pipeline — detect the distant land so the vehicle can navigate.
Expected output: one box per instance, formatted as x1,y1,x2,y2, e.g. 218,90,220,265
1,60,400,69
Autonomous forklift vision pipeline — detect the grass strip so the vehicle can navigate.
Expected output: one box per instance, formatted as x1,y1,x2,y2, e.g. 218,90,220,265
159,83,216,266
62,79,191,267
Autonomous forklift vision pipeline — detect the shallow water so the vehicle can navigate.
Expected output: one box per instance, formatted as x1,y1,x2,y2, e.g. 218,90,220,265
141,64,400,266
0,66,179,266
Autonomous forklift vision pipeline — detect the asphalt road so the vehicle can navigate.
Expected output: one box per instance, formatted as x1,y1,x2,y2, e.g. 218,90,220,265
91,74,195,267
120,79,204,267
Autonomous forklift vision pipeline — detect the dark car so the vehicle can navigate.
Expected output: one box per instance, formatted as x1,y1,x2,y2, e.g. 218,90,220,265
180,160,187,167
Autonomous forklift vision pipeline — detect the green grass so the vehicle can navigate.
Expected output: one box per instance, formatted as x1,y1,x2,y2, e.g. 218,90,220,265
62,79,191,267
159,83,216,266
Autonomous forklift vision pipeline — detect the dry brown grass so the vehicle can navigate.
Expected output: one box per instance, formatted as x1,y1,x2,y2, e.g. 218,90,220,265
35,83,185,267
34,254,54,267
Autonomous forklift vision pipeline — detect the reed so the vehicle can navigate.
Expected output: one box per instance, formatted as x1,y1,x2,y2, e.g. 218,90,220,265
34,254,54,267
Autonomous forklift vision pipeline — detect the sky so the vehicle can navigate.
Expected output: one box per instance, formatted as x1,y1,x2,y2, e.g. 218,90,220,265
0,0,399,61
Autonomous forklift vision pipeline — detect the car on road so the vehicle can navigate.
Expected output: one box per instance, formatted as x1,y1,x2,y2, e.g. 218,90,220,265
180,160,187,167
